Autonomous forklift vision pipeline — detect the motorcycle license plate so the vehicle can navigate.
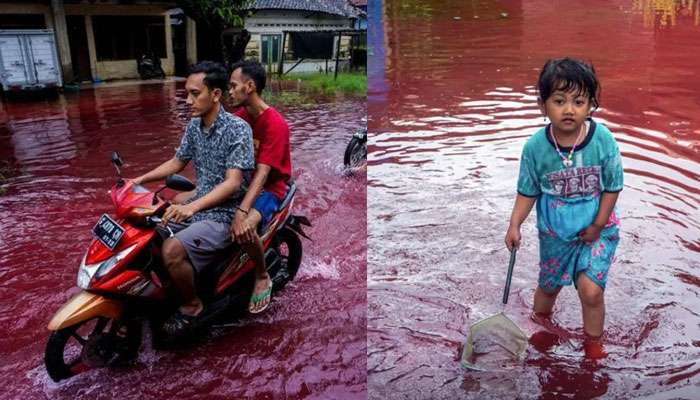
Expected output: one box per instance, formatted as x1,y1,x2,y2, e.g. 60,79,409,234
92,214,125,250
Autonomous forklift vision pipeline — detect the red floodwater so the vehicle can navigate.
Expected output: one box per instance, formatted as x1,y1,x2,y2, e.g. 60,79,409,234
0,82,366,399
368,0,699,399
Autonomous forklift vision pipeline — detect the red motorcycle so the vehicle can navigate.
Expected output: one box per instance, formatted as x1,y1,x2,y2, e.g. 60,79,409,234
44,152,310,382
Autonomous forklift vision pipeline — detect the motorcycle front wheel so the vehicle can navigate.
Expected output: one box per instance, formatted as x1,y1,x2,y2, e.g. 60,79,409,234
45,317,141,382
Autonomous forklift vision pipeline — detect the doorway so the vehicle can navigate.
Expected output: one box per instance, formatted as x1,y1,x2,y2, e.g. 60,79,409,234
66,15,91,82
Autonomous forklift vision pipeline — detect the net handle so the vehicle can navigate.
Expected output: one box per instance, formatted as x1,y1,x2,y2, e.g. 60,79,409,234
502,248,517,304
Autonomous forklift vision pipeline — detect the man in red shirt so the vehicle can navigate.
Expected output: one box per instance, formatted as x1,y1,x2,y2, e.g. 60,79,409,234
228,60,292,313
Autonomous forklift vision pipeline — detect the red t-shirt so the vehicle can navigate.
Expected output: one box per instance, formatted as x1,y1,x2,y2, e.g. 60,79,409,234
235,107,292,200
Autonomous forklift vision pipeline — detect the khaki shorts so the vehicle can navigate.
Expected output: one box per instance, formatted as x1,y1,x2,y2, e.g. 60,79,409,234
161,220,232,275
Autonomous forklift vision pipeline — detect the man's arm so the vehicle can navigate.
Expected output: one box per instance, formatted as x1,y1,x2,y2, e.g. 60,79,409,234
162,168,243,224
238,164,270,214
231,164,270,243
134,157,187,185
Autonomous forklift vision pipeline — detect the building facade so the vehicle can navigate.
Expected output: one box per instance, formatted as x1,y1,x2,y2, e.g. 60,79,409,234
243,0,362,74
0,0,197,82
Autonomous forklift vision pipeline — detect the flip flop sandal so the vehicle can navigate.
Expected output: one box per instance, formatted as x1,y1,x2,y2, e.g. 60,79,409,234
163,310,201,337
249,279,272,314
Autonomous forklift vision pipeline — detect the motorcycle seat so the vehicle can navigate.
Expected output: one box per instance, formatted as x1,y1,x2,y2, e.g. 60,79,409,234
195,179,297,299
259,180,296,235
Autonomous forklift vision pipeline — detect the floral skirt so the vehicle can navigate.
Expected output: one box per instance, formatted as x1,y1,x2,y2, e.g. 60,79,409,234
537,219,620,291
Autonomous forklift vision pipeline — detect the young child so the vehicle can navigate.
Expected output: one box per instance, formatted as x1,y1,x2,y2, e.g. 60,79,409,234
504,57,624,359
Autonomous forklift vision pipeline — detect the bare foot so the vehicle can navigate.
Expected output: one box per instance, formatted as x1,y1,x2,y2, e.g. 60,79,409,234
530,311,553,325
583,334,608,360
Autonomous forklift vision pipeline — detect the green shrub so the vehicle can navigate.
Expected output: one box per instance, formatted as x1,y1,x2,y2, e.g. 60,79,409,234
283,72,367,96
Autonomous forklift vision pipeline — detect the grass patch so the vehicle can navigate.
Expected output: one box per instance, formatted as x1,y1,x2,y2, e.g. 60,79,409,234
283,72,367,96
263,72,366,107
265,90,317,108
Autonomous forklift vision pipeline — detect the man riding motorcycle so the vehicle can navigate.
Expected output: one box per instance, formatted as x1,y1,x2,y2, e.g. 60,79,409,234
132,61,254,336
228,60,293,314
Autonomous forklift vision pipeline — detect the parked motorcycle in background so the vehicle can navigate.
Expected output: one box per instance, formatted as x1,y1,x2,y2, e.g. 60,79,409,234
137,51,166,80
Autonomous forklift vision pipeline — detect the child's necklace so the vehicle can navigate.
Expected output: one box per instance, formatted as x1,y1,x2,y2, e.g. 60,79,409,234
550,122,586,168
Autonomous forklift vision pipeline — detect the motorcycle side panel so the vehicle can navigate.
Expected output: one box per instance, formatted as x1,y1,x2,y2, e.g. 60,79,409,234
94,269,154,296
85,221,155,265
214,201,292,294
47,291,123,331
86,221,163,298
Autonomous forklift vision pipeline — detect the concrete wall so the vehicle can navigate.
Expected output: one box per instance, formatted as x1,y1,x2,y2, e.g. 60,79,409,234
244,10,355,73
280,60,350,74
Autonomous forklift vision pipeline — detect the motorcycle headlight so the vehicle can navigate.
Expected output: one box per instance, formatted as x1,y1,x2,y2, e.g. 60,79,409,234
77,254,92,289
77,244,138,289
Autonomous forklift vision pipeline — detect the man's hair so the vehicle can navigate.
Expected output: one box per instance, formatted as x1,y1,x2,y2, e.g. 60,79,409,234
537,57,600,110
188,61,229,93
230,60,266,94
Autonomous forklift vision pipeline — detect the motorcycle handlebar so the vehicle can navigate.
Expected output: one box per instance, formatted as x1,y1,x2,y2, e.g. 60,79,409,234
147,216,174,238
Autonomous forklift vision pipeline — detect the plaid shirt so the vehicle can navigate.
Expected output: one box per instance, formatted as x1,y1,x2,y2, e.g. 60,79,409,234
175,107,255,224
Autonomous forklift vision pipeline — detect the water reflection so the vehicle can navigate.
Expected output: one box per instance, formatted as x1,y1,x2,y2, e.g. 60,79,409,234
633,0,700,27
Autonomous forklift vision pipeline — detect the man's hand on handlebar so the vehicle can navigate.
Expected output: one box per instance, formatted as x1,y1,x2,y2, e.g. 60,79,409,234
162,204,196,225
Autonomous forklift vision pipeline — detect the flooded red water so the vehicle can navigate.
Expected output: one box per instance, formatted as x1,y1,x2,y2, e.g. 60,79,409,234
368,0,700,398
0,82,367,398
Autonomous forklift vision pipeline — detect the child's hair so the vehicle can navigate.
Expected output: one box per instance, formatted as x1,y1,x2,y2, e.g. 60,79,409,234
537,57,600,110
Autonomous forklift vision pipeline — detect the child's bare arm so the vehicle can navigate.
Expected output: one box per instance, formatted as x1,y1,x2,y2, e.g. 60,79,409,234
579,192,619,243
593,192,619,227
505,194,537,250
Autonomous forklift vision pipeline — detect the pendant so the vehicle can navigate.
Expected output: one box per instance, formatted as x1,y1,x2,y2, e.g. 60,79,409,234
563,158,573,168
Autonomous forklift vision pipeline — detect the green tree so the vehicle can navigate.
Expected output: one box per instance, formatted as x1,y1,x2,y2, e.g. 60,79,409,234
176,0,255,65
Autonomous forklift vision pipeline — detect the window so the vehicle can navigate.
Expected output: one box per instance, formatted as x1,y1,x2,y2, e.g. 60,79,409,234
260,34,281,65
93,16,166,61
289,32,334,59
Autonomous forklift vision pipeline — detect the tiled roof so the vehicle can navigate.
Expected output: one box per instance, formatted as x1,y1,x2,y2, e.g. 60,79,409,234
250,0,360,18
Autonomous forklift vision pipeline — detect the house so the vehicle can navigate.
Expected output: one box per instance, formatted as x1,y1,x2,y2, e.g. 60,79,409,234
242,0,364,74
0,0,197,83
0,0,366,83
349,0,367,30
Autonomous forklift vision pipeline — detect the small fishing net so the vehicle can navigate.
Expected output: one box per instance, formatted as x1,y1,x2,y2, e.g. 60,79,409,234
461,249,528,370
461,312,528,370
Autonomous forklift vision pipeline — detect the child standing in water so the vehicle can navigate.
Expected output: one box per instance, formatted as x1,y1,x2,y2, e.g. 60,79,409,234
504,58,624,359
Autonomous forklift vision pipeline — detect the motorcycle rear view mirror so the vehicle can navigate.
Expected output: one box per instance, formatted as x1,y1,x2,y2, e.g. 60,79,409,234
111,152,124,168
165,174,195,192
111,151,124,185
